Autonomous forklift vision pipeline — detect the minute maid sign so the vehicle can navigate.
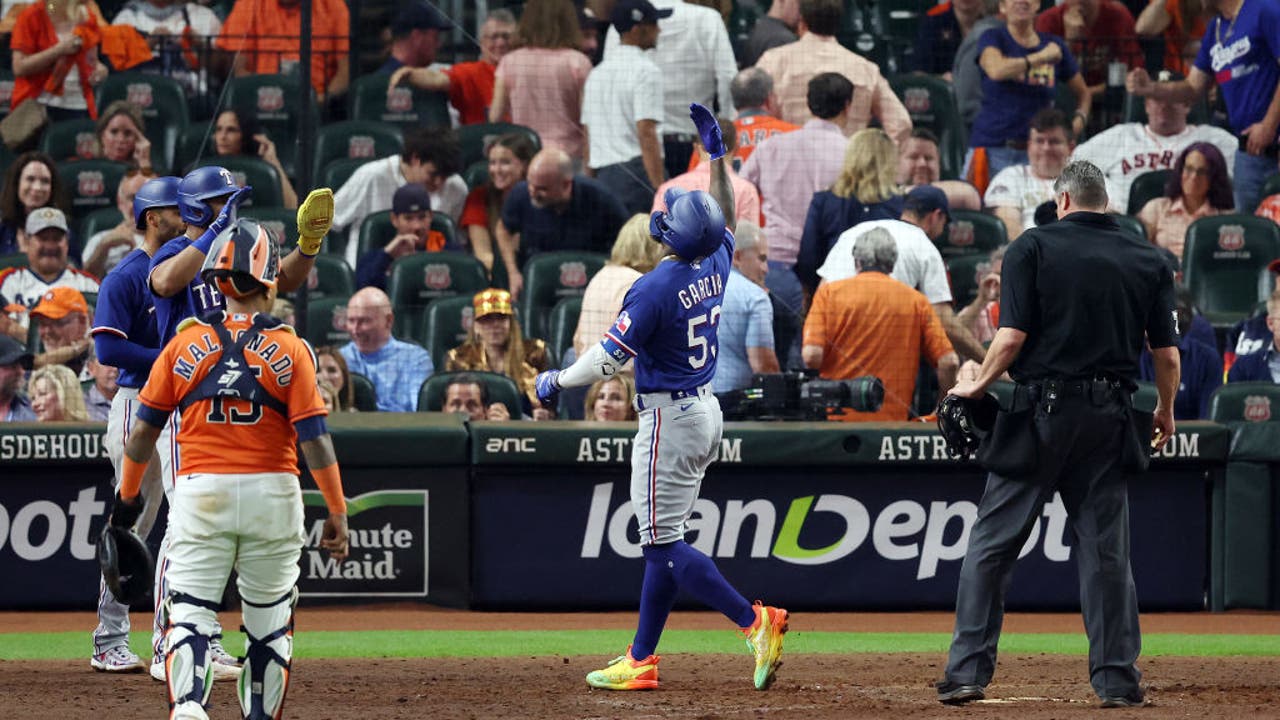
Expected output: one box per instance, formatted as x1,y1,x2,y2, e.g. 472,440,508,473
299,490,428,597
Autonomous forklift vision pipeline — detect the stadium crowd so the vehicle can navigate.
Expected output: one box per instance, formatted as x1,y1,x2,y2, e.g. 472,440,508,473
2,0,1280,424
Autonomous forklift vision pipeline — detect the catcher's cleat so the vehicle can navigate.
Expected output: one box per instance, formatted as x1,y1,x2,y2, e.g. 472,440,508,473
210,637,242,681
585,646,660,690
743,601,788,690
171,700,210,720
90,645,146,673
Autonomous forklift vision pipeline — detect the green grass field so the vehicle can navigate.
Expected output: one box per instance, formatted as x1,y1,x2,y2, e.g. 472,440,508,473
1,630,1275,661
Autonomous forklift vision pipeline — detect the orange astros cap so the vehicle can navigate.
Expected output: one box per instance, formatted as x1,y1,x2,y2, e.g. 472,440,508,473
473,288,513,318
31,287,89,320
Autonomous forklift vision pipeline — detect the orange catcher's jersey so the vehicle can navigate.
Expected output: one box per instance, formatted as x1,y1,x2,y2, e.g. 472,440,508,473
139,311,326,475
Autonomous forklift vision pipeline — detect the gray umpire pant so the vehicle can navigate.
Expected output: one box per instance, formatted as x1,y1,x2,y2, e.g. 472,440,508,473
944,390,1143,699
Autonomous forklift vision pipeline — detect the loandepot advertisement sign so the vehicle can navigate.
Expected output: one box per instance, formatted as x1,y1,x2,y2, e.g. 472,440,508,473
299,490,429,598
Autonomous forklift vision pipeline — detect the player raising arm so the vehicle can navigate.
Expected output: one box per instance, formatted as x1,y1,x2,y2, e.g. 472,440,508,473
534,103,788,692
107,219,348,720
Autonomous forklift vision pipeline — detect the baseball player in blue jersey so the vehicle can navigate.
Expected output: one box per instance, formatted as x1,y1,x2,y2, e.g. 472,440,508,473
89,176,184,674
536,103,788,692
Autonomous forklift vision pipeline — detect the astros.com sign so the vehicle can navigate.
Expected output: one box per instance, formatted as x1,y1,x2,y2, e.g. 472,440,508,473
579,483,1071,580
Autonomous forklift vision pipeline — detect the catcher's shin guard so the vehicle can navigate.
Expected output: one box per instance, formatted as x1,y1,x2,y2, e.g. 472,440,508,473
238,587,298,720
165,593,220,716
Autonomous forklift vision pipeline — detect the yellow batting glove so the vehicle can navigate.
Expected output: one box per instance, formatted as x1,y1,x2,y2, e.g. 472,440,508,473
296,187,335,256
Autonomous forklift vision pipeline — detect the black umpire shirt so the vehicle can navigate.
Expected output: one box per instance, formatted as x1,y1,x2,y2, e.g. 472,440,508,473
1000,211,1178,383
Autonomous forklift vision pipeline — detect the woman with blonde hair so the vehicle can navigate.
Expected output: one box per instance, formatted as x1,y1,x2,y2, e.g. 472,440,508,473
29,364,88,421
489,0,592,161
584,375,637,422
797,128,905,292
446,288,552,419
572,214,666,359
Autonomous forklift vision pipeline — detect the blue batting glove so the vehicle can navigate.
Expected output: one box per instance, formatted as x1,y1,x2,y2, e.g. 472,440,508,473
689,103,725,160
209,185,253,235
535,370,561,408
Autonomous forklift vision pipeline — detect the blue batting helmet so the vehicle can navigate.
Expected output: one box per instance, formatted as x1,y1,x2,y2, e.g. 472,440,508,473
133,176,181,230
649,189,726,262
178,166,238,227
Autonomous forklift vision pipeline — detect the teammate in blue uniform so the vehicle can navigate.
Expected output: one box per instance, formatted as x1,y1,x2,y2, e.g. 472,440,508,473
89,176,184,674
536,103,789,692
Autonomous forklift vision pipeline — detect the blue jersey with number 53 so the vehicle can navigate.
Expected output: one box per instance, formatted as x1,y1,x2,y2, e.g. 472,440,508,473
603,228,734,394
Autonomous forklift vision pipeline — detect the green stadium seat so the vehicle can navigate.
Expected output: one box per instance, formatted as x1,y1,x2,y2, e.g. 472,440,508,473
546,296,582,367
456,122,541,170
349,371,380,412
0,253,27,270
192,156,284,208
1127,169,1174,215
311,121,403,183
945,253,994,310
224,73,318,178
319,157,371,194
348,73,450,132
173,122,213,174
96,73,189,173
39,119,98,163
462,159,488,190
1182,214,1280,327
56,159,128,222
890,74,966,180
417,370,523,419
303,295,352,348
520,251,607,339
1209,382,1280,422
1262,172,1280,203
241,206,300,249
419,295,474,366
1113,213,1148,243
355,209,458,259
385,252,489,338
937,209,1007,258
78,207,124,245
1133,381,1159,412
308,254,355,300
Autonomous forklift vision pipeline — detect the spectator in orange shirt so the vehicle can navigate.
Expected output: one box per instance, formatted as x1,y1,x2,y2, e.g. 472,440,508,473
802,227,959,421
355,184,450,291
217,0,350,101
687,67,798,172
1135,0,1209,75
389,9,517,126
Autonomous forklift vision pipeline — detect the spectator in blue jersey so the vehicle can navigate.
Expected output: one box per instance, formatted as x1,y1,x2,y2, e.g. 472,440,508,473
1228,289,1280,383
914,0,991,77
965,0,1090,195
713,221,779,393
1226,260,1280,369
355,184,453,291
0,336,35,422
1127,0,1280,212
339,286,434,412
1140,285,1221,418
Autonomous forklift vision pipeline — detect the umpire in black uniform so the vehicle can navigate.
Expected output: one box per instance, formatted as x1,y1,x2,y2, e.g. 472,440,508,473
935,161,1181,708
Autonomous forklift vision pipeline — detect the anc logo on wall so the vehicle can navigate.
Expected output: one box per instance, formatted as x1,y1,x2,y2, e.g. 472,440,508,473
299,490,429,598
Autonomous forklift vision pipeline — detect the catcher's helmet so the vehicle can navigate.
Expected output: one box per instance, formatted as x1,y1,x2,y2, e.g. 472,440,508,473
178,165,238,226
133,176,181,231
97,525,154,605
200,218,280,299
937,392,1000,460
649,189,726,262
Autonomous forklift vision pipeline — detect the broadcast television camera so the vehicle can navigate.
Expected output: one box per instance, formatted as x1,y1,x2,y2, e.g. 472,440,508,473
720,371,884,421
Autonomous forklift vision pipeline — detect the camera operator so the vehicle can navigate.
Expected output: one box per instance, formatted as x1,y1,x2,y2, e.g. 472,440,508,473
801,227,958,421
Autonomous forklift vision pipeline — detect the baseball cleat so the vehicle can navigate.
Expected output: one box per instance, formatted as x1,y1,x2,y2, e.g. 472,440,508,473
936,679,985,704
585,646,660,690
743,601,788,690
1100,691,1146,708
210,637,242,681
149,657,166,682
90,645,146,673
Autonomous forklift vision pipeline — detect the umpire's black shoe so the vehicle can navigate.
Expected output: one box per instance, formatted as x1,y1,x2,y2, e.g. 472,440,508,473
1100,691,1146,708
936,679,985,705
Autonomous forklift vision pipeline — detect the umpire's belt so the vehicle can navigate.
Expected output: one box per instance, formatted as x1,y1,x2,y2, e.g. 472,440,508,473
1016,377,1125,412
634,383,714,412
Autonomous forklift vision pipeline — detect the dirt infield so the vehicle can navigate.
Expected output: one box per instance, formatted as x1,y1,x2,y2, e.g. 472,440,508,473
2,607,1278,719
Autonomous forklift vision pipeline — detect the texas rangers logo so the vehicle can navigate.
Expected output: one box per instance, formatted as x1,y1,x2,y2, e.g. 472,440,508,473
1217,225,1245,252
904,88,931,115
559,261,588,288
331,305,348,332
78,171,105,197
257,86,285,113
75,132,96,158
126,83,154,108
1243,395,1271,422
949,221,975,247
613,311,632,336
348,136,376,159
423,263,452,290
387,87,414,113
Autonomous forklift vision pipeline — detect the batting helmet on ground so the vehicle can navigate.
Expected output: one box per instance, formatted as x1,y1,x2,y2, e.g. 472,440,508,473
649,189,726,262
97,525,153,605
200,218,280,299
937,392,1000,461
178,166,239,226
133,176,181,230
